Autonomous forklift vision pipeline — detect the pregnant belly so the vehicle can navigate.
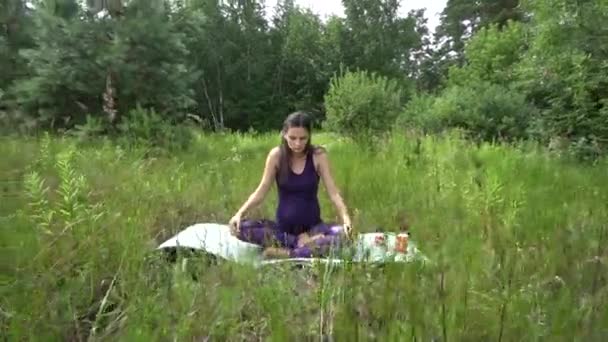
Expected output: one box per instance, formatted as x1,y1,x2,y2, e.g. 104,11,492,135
276,197,321,227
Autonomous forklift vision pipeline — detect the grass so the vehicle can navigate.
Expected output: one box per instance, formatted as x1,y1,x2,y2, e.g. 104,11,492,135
1,129,607,340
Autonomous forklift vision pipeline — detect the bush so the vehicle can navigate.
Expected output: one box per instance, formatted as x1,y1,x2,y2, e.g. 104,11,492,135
395,94,436,131
324,70,403,140
512,0,608,160
448,21,527,87
515,49,608,159
117,106,194,152
399,82,534,142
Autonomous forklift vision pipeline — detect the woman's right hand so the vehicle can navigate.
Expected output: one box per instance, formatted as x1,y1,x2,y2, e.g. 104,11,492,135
229,213,242,236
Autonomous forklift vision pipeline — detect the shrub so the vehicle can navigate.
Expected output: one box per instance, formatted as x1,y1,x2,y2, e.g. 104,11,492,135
117,106,194,152
399,83,534,142
395,94,436,131
324,70,403,140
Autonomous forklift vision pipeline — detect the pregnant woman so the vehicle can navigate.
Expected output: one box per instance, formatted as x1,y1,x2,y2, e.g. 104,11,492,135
229,111,352,258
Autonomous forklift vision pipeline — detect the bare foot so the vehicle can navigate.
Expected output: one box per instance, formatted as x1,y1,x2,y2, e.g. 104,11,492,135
263,247,291,259
297,233,324,248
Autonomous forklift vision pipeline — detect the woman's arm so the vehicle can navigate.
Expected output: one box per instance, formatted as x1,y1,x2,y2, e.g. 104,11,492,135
316,150,352,228
234,147,279,217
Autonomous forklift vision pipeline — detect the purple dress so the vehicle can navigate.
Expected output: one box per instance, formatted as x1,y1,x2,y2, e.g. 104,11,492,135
275,148,322,237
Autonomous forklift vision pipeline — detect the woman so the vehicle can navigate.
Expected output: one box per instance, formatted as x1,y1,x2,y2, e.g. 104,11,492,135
229,111,352,257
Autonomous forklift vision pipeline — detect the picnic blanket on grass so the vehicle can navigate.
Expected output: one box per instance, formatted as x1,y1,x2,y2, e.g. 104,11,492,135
157,223,428,267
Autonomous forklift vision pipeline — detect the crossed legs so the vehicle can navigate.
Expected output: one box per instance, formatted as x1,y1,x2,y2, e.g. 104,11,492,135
237,221,344,258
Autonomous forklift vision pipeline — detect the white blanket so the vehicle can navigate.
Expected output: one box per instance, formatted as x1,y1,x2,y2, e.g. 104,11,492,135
157,223,428,266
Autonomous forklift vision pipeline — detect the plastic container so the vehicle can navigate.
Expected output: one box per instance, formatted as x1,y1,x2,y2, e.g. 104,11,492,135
395,233,409,253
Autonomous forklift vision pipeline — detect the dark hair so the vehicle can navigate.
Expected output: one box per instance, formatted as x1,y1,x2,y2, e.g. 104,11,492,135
277,111,314,185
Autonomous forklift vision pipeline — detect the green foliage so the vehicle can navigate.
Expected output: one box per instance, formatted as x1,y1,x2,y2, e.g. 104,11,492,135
0,35,10,88
111,1,197,118
395,93,436,130
324,70,403,140
11,8,107,129
341,0,424,81
0,0,34,89
513,0,608,158
448,20,527,86
424,0,525,96
1,0,429,134
434,0,523,62
6,0,608,337
173,0,289,130
2,0,608,159
273,7,329,113
429,20,530,143
116,106,194,152
10,0,195,131
415,0,608,158
2,133,607,340
400,82,534,142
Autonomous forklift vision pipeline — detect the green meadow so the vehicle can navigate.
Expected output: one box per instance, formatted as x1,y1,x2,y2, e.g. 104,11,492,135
1,131,607,341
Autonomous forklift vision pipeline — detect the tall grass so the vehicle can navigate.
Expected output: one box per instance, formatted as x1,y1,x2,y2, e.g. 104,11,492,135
1,130,607,340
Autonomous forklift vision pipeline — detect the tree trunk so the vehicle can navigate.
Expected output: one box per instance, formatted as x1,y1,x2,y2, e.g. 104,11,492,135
216,59,224,130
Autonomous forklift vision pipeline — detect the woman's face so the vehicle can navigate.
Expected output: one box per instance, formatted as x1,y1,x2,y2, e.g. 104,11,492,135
284,126,309,154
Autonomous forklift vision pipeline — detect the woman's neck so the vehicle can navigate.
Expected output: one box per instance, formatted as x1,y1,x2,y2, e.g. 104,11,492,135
292,151,306,159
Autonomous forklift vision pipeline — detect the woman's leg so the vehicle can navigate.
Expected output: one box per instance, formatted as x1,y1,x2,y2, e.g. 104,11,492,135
238,219,280,247
308,222,345,236
296,222,344,247
292,233,343,258
258,230,299,259
257,221,345,259
262,247,292,258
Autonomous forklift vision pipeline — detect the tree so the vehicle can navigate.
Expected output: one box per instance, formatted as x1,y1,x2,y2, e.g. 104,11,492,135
270,5,329,119
434,0,523,63
325,70,403,140
514,0,608,157
341,0,423,86
0,0,34,92
11,0,195,130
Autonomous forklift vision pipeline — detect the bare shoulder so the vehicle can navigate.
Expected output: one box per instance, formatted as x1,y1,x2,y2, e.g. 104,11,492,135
269,146,281,158
312,145,329,170
313,145,328,156
267,146,281,165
